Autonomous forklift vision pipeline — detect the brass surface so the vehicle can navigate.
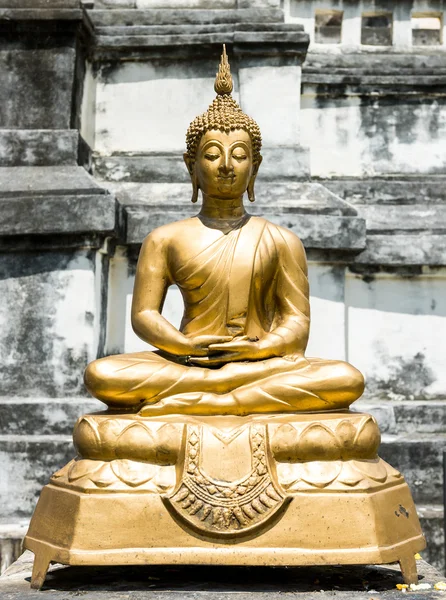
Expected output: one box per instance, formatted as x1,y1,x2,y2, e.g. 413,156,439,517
24,47,425,589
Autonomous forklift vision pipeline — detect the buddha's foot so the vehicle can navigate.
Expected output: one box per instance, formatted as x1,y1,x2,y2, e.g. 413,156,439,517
139,391,239,417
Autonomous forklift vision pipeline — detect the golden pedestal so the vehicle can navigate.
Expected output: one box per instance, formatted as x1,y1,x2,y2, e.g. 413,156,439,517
24,411,425,589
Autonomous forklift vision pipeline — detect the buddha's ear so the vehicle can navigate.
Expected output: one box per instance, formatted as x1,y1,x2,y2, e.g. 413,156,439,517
184,153,199,203
183,153,194,176
247,155,262,203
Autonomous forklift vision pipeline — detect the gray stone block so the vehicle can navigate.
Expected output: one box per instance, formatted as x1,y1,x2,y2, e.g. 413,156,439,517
0,194,116,237
0,398,103,436
355,234,446,266
0,0,80,7
0,44,76,129
322,177,446,206
379,434,446,504
418,506,445,573
0,8,82,20
89,8,285,27
358,204,446,233
0,436,74,520
0,130,79,167
0,167,106,198
0,249,103,398
355,401,446,435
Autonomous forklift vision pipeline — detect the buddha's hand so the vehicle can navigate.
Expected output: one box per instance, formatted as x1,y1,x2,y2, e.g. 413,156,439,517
190,337,275,365
185,335,233,357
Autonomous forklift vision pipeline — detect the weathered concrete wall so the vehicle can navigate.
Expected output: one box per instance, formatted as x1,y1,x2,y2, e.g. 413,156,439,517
287,0,446,177
0,250,104,397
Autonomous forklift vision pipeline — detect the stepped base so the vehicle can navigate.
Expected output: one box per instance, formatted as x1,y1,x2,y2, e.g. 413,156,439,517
23,411,425,589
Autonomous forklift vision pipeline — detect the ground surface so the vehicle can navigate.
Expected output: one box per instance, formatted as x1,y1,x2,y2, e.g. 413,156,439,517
0,551,445,599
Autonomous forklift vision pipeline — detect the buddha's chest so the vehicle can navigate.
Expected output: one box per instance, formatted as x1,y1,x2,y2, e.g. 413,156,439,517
169,229,276,312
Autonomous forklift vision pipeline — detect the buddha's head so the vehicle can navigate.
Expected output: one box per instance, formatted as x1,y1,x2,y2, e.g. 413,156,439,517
184,46,262,203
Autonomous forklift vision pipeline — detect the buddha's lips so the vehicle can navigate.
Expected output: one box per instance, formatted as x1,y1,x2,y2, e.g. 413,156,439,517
218,175,235,183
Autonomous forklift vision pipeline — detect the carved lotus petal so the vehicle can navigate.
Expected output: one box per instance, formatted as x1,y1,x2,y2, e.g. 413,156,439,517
299,461,342,488
111,459,156,487
116,423,156,462
270,424,299,462
385,462,402,479
275,463,302,489
353,417,381,459
68,459,103,482
97,418,126,458
352,458,388,483
73,417,102,459
336,420,356,454
90,462,116,488
298,423,341,461
154,424,183,465
337,462,363,487
52,460,74,479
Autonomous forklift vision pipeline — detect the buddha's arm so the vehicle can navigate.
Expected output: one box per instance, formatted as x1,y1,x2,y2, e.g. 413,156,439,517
260,228,310,356
131,231,189,355
132,231,232,357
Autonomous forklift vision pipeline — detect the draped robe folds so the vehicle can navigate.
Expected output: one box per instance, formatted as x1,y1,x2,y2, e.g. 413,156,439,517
85,217,364,415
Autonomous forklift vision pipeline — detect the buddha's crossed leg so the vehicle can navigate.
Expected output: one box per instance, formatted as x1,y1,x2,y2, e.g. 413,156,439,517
85,350,363,415
138,357,364,416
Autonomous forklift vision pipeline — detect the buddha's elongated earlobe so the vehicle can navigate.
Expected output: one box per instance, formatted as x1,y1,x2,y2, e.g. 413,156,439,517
247,156,262,203
247,179,256,203
184,153,199,203
191,172,199,203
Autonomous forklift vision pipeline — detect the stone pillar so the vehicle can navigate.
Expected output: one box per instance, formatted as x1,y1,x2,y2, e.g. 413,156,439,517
0,1,115,547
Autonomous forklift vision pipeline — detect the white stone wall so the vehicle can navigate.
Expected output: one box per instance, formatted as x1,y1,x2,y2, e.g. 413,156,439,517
300,89,446,177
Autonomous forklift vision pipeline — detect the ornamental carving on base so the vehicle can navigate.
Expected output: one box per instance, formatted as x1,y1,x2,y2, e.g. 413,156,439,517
164,424,287,536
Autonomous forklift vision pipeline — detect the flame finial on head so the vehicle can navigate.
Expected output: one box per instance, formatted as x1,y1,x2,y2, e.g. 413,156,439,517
214,44,233,95
185,45,262,166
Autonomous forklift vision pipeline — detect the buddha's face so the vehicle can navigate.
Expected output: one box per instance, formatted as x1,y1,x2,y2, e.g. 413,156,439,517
189,129,259,199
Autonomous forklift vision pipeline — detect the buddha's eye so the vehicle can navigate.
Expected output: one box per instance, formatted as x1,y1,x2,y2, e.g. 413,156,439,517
204,153,220,161
233,152,247,162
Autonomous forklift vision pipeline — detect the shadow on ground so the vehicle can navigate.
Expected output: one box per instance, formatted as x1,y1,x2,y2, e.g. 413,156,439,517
27,563,413,593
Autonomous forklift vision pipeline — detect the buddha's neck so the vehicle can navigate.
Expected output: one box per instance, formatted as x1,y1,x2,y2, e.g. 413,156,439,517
199,195,246,220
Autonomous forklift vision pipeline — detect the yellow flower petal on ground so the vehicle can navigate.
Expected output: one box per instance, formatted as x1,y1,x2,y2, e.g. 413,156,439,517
434,582,446,591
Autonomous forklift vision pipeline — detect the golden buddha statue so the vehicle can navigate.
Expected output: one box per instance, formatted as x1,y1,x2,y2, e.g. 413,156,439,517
24,47,424,590
84,47,363,417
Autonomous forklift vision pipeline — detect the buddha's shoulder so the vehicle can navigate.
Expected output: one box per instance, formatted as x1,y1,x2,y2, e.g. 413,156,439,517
142,217,201,245
254,217,306,254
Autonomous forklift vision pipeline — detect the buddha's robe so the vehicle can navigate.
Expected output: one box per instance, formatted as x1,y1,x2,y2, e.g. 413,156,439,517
85,217,364,416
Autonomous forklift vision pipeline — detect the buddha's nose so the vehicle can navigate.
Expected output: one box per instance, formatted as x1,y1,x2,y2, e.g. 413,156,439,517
219,151,234,175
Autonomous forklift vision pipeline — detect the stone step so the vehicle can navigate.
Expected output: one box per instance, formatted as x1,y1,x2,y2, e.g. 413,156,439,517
380,434,446,505
354,400,446,435
2,398,442,437
89,8,284,27
0,398,102,436
0,523,27,576
321,176,446,206
0,435,75,520
417,505,445,573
